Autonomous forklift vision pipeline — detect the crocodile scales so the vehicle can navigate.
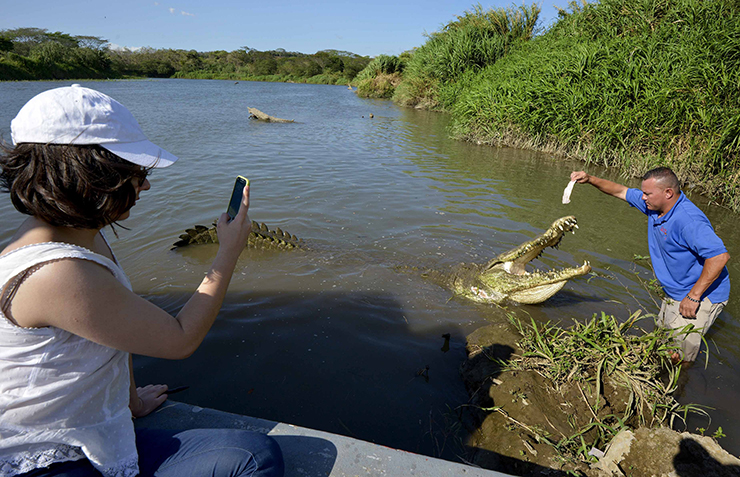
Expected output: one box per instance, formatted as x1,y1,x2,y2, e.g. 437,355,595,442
172,216,591,305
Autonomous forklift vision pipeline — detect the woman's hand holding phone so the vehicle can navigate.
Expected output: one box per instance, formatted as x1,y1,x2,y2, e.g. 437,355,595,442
216,180,252,258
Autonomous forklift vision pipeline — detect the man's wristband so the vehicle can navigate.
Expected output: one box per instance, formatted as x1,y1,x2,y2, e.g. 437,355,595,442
686,295,701,304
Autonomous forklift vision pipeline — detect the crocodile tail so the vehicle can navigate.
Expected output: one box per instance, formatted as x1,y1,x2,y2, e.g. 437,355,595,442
172,220,305,251
171,224,219,249
248,221,306,251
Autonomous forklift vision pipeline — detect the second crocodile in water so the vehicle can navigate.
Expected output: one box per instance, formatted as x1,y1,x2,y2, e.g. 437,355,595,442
172,216,591,305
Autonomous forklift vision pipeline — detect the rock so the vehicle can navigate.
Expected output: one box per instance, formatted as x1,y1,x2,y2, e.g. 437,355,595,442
247,107,294,123
593,428,740,477
592,430,635,476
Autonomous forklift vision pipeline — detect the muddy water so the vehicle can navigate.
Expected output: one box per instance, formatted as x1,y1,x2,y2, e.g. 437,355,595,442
1,79,738,460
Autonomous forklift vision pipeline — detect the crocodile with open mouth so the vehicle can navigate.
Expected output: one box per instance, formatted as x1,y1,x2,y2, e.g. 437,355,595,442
172,216,591,305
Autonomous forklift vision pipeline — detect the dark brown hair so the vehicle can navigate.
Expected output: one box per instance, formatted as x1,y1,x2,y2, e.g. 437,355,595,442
0,143,149,229
642,166,681,193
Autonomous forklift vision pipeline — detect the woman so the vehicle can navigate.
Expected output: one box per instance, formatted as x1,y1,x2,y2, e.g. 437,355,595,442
0,85,284,477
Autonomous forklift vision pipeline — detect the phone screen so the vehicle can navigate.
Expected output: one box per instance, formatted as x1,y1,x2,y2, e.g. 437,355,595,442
227,176,249,219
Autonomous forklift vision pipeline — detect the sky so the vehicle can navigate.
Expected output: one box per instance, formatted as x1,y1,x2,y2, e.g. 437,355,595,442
1,0,573,57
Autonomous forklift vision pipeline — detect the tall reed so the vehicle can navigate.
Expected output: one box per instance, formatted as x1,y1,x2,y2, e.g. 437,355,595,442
393,3,541,108
447,0,740,209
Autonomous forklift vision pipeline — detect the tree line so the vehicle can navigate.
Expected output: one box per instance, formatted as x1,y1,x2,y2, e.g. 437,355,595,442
0,28,371,84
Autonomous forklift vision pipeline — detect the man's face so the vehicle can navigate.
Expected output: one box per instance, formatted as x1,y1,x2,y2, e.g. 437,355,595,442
641,177,670,212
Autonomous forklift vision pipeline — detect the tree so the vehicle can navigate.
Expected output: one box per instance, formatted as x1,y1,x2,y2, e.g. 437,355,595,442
30,41,69,65
1,28,78,55
75,35,108,51
325,55,344,73
251,57,277,75
0,37,12,52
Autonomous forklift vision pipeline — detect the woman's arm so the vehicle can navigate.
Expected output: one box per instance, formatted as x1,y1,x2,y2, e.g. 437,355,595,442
9,186,254,360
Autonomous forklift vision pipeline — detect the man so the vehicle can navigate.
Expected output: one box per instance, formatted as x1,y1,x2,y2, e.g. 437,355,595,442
571,167,730,365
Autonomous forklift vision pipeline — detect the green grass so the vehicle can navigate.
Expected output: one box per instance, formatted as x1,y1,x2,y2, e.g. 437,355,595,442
392,3,541,109
357,0,740,210
355,54,406,81
440,0,740,210
354,53,410,98
502,310,710,462
356,73,403,99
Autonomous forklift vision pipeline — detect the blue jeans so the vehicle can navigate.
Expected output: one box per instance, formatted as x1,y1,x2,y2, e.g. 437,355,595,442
20,428,284,477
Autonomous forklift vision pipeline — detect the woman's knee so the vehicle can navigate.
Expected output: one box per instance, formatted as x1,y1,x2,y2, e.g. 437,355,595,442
137,428,284,477
228,430,284,477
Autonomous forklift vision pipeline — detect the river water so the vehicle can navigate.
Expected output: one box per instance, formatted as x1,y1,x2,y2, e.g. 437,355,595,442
1,79,738,461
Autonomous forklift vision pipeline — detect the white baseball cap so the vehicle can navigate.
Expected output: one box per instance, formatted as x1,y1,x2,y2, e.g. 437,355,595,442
10,84,178,168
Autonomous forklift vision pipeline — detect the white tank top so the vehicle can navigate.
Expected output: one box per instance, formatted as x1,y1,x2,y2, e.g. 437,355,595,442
0,241,138,477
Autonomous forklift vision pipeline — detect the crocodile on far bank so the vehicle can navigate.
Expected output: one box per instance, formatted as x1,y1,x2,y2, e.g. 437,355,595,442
172,216,591,305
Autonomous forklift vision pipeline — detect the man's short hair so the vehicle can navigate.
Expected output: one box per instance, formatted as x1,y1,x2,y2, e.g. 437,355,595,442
0,143,149,229
643,167,681,193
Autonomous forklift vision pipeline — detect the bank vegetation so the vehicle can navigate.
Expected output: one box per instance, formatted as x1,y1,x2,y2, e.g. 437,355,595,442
0,28,370,85
356,0,740,211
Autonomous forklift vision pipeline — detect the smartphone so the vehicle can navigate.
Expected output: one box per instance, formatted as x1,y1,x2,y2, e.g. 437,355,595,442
226,175,249,220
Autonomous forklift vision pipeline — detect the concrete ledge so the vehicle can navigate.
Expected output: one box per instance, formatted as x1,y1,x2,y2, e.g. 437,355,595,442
135,401,511,476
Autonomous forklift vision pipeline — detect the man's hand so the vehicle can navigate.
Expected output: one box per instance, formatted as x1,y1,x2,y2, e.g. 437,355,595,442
570,171,591,184
679,296,701,319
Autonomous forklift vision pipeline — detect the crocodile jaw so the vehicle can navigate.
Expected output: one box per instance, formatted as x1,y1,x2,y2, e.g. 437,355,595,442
486,216,579,274
505,261,592,303
508,282,567,304
467,261,592,304
462,216,591,304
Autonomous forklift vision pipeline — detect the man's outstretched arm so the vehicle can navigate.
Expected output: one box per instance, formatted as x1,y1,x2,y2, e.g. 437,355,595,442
571,171,629,201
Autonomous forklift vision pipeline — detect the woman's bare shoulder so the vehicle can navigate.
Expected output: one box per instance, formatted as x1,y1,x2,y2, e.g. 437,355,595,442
10,256,187,357
8,257,126,328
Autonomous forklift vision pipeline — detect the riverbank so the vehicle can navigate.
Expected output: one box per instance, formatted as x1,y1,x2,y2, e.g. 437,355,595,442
173,71,353,85
460,316,740,475
355,0,740,211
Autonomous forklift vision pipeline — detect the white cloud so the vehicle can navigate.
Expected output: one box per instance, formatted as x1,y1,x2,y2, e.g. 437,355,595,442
169,7,175,13
154,2,159,5
181,10,195,16
108,43,142,52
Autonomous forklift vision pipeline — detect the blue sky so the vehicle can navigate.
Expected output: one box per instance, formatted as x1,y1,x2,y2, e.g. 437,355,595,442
1,0,572,57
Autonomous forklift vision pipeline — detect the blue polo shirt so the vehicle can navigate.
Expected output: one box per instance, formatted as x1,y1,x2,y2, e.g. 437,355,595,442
626,189,730,302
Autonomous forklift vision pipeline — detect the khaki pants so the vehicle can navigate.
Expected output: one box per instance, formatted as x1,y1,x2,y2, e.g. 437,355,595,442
658,297,727,362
